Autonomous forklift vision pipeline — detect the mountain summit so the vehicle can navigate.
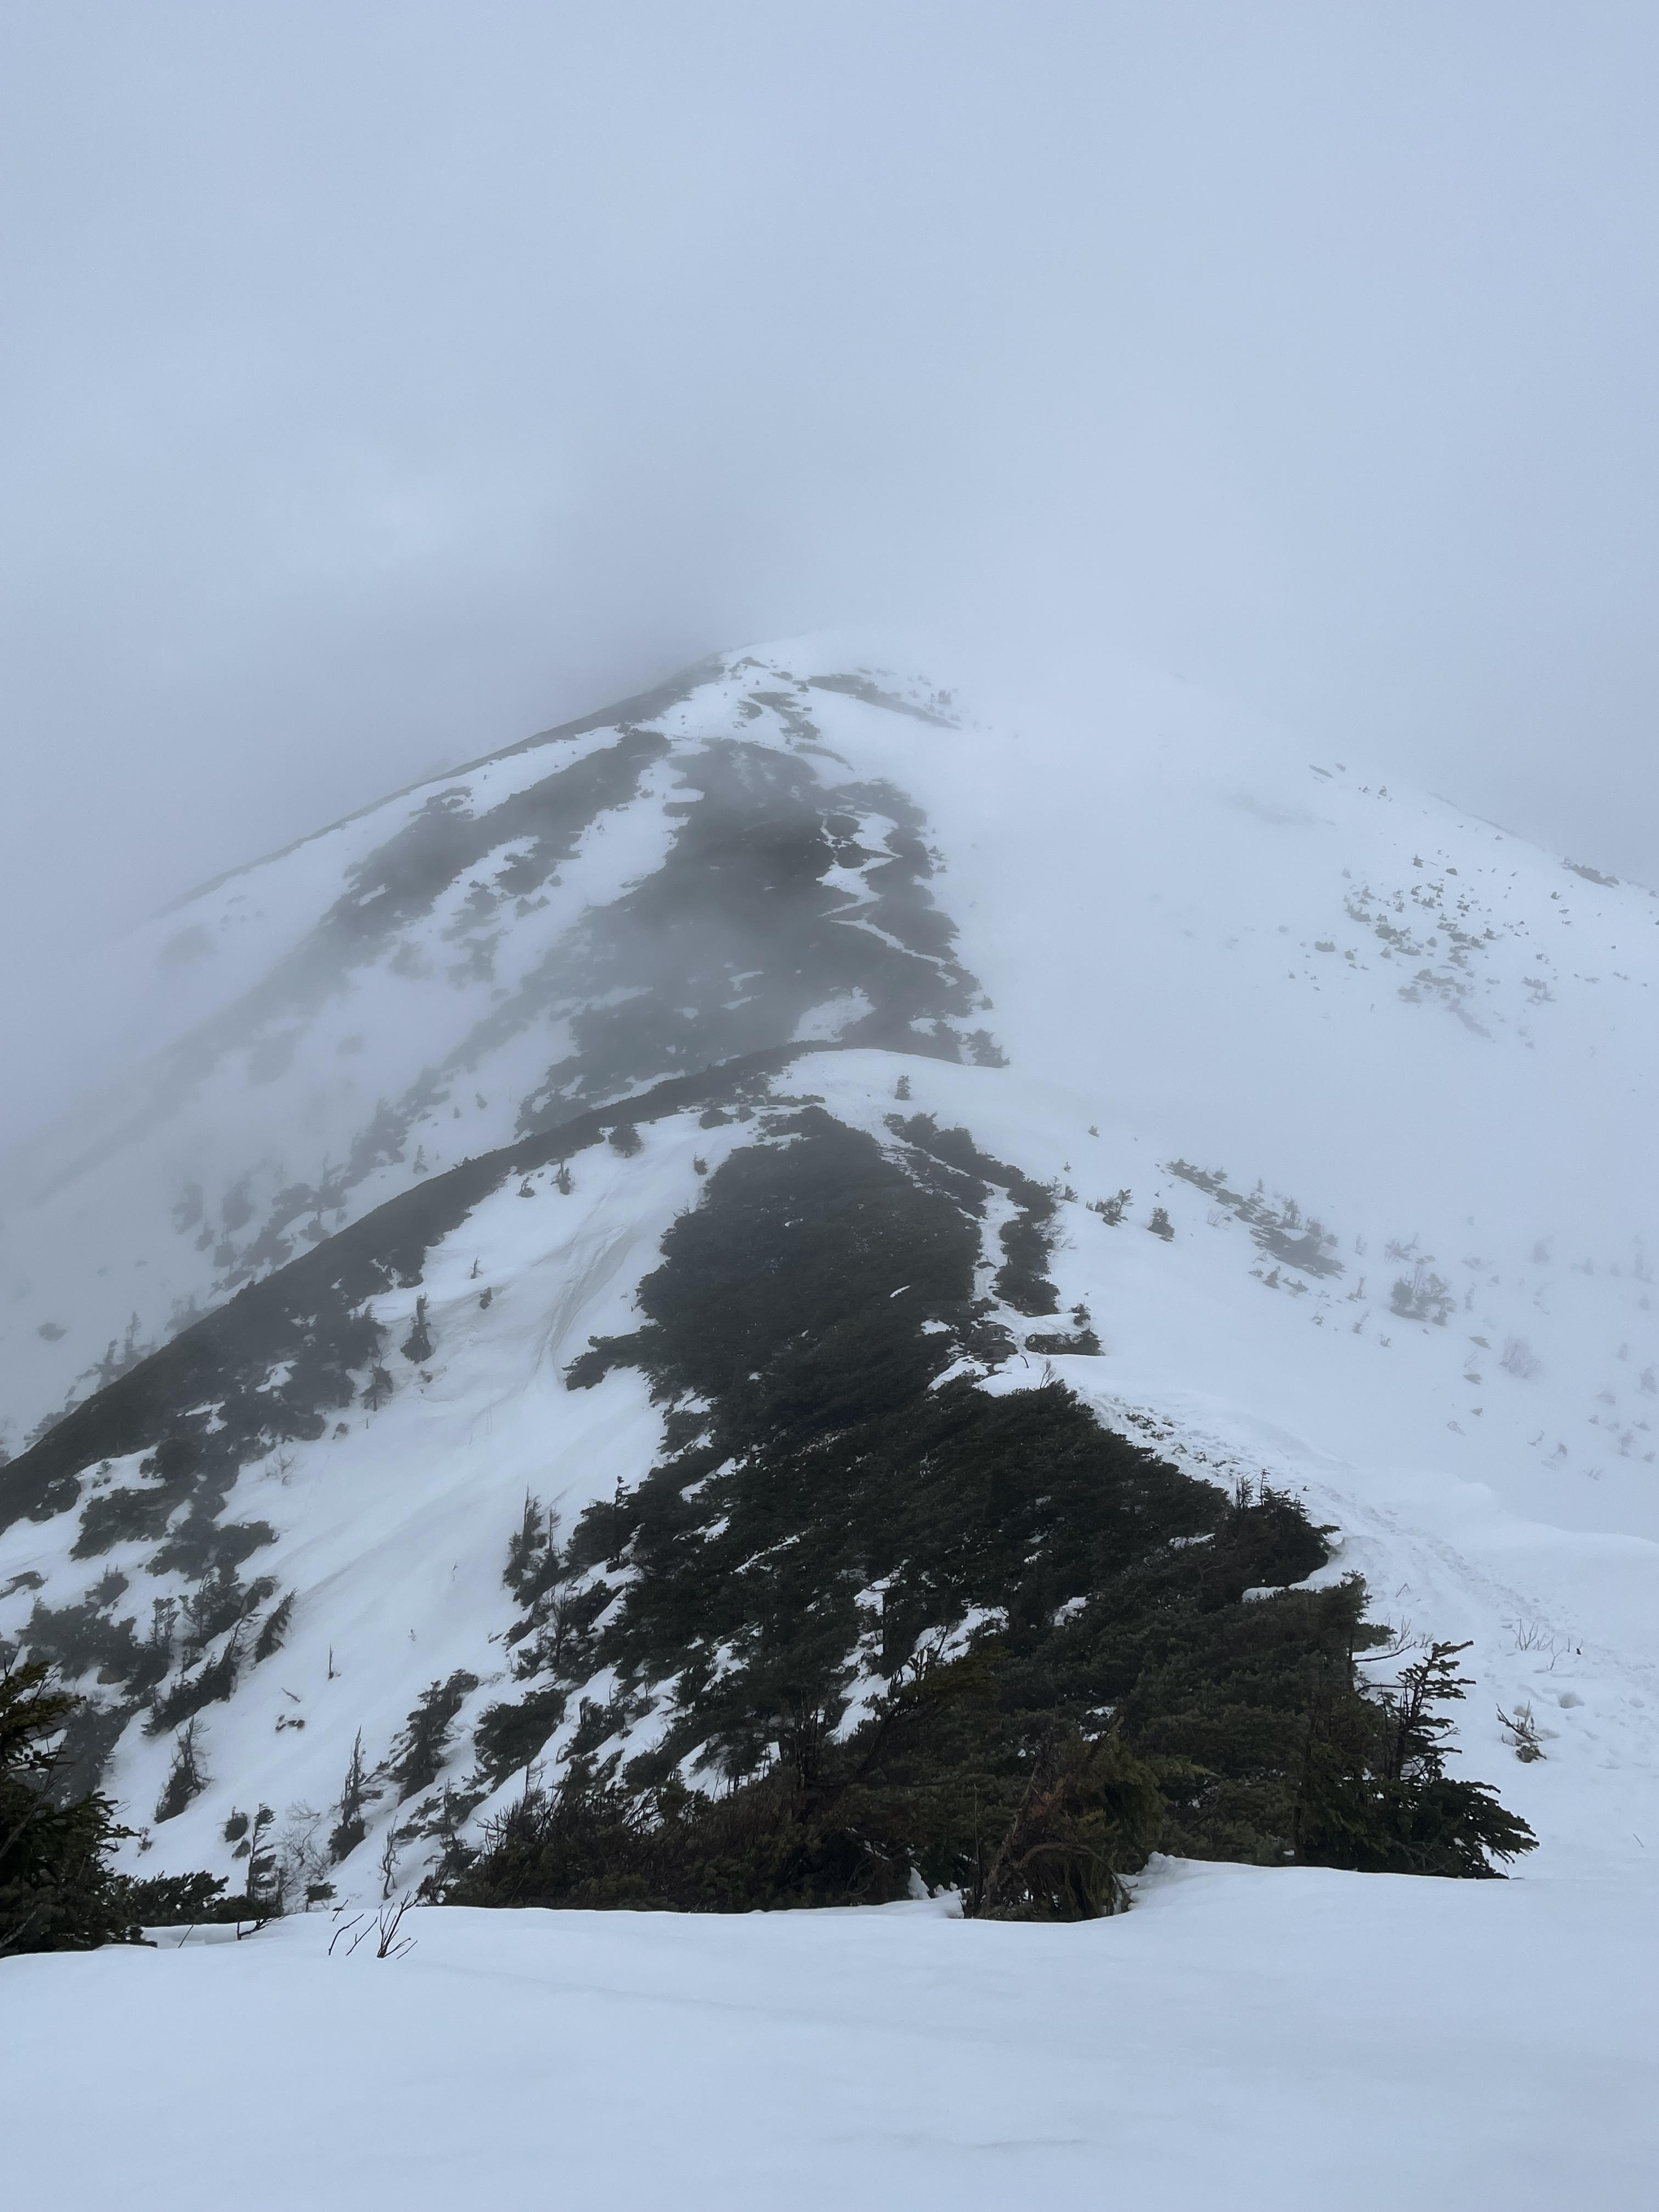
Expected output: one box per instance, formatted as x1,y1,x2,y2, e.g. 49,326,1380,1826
2,639,1656,1907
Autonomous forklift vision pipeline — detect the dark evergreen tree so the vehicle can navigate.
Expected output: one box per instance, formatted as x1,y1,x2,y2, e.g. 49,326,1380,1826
388,1673,479,1801
0,1660,137,1954
329,1730,373,1862
399,1296,434,1363
244,1804,280,1910
154,1717,207,1822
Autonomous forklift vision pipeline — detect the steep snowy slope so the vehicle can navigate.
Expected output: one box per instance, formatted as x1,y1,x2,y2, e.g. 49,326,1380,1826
3,636,1657,1905
0,651,986,1454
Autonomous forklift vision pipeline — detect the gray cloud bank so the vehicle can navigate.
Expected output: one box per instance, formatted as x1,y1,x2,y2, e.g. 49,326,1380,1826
4,1,1658,1136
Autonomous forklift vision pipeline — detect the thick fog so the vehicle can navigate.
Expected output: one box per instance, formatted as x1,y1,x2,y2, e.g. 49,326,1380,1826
4,2,1659,1137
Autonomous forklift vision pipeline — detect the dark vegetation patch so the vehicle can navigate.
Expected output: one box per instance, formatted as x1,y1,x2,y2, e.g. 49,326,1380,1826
399,1296,435,1363
43,667,988,1428
162,654,711,935
154,1717,207,1821
5,1566,294,1807
170,724,672,1099
440,1114,1532,1917
1,1663,137,1953
148,1516,278,1583
1166,1160,1344,1279
1025,1329,1103,1357
253,1592,294,1662
49,1695,140,1807
67,718,685,1316
1,1049,879,1542
1391,1262,1456,1326
387,1672,481,1802
804,671,956,726
107,1869,256,1927
515,741,985,1131
146,1642,244,1735
473,1683,568,1787
0,1047,895,1807
885,1110,1060,1316
2,1659,248,1951
16,1596,153,1692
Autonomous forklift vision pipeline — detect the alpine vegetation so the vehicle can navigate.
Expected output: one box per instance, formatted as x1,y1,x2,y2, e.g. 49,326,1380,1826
0,644,1644,1957
441,1110,1531,1916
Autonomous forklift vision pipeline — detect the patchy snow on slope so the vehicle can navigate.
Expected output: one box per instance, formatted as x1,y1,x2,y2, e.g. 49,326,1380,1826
0,1103,766,1889
5,1046,1655,1896
0,655,983,1450
817,1052,1659,1886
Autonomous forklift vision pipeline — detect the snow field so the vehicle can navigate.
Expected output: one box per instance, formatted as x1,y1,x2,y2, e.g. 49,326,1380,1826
5,1858,1655,2211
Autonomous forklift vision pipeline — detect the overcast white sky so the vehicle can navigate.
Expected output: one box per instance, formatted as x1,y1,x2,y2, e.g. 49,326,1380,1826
4,2,1658,1005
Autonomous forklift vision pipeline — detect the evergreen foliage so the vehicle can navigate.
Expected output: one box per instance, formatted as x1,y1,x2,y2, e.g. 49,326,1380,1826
388,1672,480,1802
252,1591,295,1662
444,1113,1534,1916
399,1296,435,1362
145,1639,242,1734
1,1047,1536,1914
329,1730,375,1861
105,1868,268,1927
155,1718,207,1821
242,1804,281,1910
510,740,985,1133
0,1661,137,1954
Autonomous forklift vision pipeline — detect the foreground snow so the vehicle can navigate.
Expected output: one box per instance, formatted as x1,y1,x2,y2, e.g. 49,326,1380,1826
6,1860,1655,2210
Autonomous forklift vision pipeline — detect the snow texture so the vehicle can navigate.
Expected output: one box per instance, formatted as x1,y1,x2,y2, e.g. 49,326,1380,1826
5,1864,1655,2210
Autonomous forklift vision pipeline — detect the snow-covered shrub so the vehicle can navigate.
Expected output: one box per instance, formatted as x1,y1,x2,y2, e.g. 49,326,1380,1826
1390,1263,1454,1326
1499,1703,1545,1763
154,1718,207,1822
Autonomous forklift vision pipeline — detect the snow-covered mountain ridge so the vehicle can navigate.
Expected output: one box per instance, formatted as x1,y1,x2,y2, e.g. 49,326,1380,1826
3,636,1657,1904
0,649,988,1453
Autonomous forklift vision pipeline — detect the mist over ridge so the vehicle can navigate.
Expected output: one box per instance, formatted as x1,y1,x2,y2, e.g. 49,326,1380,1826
7,22,1659,2181
5,2,1659,1064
